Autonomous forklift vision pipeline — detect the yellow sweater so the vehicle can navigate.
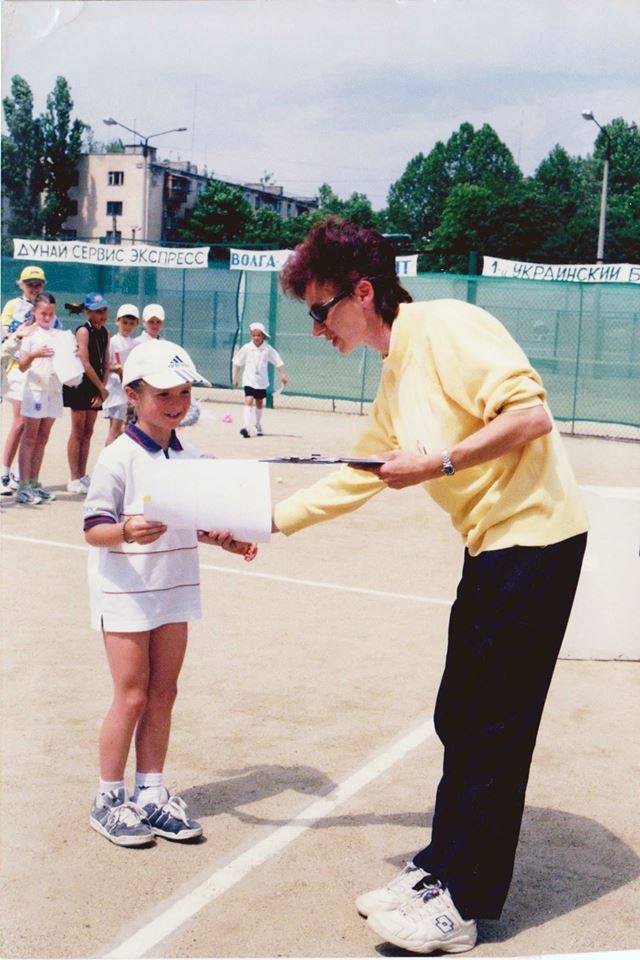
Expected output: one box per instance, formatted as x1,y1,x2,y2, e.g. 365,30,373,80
273,300,588,555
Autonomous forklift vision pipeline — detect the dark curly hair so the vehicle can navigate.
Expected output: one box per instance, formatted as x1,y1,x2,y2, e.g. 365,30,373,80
280,217,412,326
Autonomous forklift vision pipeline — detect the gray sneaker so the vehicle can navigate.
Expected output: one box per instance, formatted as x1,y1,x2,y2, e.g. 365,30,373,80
90,789,154,847
15,487,43,505
140,792,203,841
31,485,56,502
0,474,12,496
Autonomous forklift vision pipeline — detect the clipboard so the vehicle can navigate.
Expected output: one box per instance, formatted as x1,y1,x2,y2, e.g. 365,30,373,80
260,454,385,466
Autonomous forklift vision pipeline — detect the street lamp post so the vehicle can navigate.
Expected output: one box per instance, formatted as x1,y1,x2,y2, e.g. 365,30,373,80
581,110,638,263
103,118,187,242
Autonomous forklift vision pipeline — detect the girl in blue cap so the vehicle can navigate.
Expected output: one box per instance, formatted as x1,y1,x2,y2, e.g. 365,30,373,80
63,293,110,494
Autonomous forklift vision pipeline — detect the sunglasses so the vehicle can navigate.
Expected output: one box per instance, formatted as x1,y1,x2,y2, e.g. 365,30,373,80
308,275,388,326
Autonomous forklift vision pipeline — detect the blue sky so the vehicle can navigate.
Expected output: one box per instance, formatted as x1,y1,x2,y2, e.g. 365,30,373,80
2,0,638,208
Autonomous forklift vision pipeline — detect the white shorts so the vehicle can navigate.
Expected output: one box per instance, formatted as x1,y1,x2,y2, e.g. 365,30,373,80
3,367,26,403
103,402,128,421
21,383,63,419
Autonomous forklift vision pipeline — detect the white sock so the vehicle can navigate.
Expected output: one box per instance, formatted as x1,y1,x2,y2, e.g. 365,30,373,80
99,777,125,799
255,407,263,427
133,771,166,805
2,464,9,477
243,406,252,429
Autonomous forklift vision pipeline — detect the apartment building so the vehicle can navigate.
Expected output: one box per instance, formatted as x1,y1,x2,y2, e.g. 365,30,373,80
63,145,317,243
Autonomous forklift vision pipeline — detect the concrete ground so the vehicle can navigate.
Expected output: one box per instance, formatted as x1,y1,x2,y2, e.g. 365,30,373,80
1,392,639,959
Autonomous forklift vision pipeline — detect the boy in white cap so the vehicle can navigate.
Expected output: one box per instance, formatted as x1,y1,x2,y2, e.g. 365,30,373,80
84,338,257,847
232,322,287,437
104,304,140,445
135,303,165,343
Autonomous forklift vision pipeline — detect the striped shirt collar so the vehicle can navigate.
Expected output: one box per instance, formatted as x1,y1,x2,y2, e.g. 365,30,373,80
125,422,183,453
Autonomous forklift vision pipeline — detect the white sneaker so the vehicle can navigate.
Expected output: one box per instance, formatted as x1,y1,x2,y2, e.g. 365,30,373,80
80,475,91,488
67,478,87,494
356,862,429,917
367,881,477,954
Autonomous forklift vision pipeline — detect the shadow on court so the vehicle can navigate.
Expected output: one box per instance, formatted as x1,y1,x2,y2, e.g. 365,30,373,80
372,806,640,953
181,763,339,816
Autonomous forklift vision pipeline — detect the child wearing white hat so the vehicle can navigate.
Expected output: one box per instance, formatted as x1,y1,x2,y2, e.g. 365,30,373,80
103,304,140,445
232,322,287,437
84,338,257,848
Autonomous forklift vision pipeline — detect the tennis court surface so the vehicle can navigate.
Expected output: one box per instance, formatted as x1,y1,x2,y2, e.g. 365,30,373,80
1,395,638,958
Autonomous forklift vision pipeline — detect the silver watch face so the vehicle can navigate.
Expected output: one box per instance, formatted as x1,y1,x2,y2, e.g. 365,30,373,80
442,463,455,476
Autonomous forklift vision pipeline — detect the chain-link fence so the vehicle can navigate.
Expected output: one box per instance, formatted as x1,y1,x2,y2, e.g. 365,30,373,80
2,257,639,436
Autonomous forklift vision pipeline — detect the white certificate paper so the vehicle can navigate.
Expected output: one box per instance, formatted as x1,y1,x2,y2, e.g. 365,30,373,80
51,330,84,386
140,458,272,542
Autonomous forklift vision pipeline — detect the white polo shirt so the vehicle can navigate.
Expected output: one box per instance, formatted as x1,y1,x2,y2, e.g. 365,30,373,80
233,341,283,390
84,424,203,632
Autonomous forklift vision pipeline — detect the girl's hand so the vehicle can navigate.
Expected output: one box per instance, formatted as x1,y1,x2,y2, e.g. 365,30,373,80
35,345,55,358
197,529,259,561
123,516,167,544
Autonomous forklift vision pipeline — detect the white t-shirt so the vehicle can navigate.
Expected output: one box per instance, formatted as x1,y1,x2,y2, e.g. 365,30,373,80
132,330,159,346
233,341,284,389
84,424,203,632
21,327,62,395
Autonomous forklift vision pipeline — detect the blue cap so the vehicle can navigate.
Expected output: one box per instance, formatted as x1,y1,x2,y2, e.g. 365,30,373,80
83,292,108,311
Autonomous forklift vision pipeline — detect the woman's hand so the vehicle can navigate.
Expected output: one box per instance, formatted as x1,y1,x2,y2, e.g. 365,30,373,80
367,450,440,489
122,516,167,544
197,529,258,561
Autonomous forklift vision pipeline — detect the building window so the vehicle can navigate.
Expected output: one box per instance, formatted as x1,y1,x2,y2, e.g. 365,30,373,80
105,230,122,244
68,199,78,217
108,171,124,186
106,201,123,216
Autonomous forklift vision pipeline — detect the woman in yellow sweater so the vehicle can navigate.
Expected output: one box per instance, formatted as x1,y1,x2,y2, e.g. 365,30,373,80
275,219,588,955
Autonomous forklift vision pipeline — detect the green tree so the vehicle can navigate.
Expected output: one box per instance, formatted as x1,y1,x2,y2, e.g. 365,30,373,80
1,75,44,235
429,180,545,273
386,123,522,248
243,206,285,246
316,182,377,228
180,181,254,243
40,76,86,236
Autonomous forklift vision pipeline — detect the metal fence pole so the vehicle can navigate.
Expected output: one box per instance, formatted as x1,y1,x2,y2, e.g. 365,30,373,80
267,271,278,409
359,346,369,415
179,269,186,346
570,282,585,434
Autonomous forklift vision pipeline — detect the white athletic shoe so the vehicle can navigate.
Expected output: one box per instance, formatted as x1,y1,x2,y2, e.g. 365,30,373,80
367,881,477,954
356,862,429,917
67,479,87,494
80,475,91,488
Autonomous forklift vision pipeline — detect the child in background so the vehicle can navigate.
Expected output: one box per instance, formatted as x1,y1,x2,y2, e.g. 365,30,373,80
232,322,287,437
84,338,257,847
104,304,140,445
1,265,50,494
134,303,164,343
63,293,110,494
15,293,63,504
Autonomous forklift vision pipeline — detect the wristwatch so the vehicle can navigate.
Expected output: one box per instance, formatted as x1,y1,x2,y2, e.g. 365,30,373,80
440,450,456,477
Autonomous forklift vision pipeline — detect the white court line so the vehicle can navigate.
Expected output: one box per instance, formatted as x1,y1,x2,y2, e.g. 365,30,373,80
100,716,436,958
0,533,452,608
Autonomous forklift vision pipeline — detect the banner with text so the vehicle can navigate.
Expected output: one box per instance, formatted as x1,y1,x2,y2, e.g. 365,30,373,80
230,248,418,277
483,255,640,284
13,239,210,269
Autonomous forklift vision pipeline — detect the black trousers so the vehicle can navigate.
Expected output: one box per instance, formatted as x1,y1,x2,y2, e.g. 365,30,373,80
413,532,587,920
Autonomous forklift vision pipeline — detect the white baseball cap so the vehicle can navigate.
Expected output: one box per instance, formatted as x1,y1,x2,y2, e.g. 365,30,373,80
123,338,211,388
142,303,166,323
116,303,140,320
249,322,270,338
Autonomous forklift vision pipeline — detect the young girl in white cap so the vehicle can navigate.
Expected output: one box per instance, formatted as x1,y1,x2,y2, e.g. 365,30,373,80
232,322,287,437
84,338,257,847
